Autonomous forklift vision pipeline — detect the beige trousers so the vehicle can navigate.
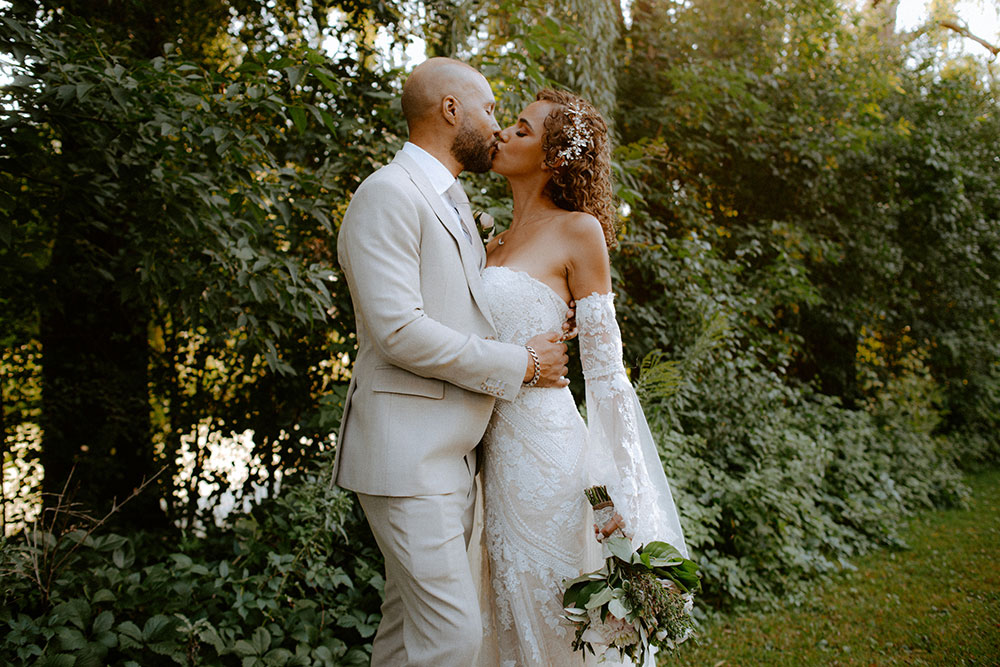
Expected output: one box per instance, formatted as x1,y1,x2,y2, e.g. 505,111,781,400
358,467,480,666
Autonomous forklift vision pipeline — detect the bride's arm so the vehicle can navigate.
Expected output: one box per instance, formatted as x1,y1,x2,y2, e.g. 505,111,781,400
562,215,688,554
564,213,612,302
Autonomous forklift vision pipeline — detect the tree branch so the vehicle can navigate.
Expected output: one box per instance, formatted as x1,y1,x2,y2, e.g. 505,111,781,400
940,20,1000,58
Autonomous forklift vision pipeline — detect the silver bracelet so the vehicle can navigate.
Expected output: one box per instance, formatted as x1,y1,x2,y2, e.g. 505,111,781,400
523,345,541,387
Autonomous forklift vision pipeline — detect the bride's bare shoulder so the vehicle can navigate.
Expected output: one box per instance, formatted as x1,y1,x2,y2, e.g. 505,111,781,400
555,211,611,297
556,211,609,257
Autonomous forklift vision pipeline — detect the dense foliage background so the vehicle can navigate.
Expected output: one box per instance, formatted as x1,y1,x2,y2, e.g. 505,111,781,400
2,0,997,663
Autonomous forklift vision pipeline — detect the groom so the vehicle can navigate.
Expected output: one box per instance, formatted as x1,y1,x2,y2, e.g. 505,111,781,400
333,58,571,666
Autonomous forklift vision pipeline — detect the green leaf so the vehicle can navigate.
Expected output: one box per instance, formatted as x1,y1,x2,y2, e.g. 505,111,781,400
92,610,114,634
91,589,115,604
305,50,326,65
198,624,226,652
95,628,119,649
55,626,87,651
284,66,304,89
252,626,272,653
605,536,635,563
51,600,90,630
142,614,173,641
607,597,629,620
288,106,307,134
170,553,194,569
264,647,294,665
312,69,341,94
75,82,95,100
314,645,334,663
235,639,257,657
584,585,614,610
319,109,339,135
563,579,605,609
117,620,143,647
641,541,685,567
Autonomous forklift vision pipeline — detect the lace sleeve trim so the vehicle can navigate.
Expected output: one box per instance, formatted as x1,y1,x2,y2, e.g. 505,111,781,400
575,292,625,380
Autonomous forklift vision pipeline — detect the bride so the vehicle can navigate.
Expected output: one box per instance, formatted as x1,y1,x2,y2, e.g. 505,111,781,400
476,89,689,665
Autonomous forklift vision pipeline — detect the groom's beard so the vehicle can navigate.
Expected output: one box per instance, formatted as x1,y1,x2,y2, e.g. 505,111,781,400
451,122,496,174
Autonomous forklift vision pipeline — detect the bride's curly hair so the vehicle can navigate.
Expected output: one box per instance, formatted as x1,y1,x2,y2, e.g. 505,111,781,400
536,89,618,248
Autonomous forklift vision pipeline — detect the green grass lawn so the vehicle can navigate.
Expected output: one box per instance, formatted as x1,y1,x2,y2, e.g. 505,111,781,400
662,469,1000,666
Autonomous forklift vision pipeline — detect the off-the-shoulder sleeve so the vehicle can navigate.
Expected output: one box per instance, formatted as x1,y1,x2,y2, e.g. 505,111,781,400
577,292,688,556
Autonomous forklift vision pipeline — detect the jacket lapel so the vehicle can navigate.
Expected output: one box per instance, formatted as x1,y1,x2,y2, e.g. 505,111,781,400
392,151,496,328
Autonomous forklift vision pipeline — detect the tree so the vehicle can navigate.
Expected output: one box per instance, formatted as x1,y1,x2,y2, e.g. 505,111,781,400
3,14,343,524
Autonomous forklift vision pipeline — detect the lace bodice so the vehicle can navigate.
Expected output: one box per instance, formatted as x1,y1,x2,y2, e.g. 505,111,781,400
480,266,567,345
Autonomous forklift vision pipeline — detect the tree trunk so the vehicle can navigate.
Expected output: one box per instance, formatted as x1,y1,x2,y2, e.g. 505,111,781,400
869,0,900,43
39,226,162,528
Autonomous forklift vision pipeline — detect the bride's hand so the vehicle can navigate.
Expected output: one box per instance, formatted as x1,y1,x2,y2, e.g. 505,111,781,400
594,512,626,542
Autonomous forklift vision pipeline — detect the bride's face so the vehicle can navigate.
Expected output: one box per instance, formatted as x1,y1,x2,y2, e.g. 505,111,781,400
492,101,556,178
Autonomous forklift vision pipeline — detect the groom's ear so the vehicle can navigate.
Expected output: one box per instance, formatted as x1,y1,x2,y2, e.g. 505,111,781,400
441,95,459,126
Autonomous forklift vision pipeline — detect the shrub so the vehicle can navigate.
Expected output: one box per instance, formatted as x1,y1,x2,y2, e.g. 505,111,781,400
642,319,967,609
0,453,384,666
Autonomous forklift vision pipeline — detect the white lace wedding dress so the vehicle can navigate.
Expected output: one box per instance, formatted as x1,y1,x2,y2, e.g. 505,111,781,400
477,266,687,666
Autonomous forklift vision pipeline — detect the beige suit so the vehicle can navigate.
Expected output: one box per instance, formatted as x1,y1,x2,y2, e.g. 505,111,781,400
334,148,526,665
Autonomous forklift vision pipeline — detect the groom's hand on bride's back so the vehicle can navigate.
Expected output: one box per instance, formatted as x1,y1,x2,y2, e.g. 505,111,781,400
524,332,570,388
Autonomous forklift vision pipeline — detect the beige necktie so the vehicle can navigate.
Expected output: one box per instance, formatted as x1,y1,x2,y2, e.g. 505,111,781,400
446,180,476,246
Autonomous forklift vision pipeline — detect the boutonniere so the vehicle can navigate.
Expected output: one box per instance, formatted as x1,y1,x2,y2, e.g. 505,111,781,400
474,210,495,242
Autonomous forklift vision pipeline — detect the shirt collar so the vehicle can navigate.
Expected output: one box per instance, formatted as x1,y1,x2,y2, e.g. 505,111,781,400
401,141,458,196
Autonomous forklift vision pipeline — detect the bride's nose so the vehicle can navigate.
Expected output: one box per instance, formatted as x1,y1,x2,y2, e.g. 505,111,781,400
497,127,512,143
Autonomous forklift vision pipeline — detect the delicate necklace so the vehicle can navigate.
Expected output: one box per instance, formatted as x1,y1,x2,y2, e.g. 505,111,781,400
497,209,560,246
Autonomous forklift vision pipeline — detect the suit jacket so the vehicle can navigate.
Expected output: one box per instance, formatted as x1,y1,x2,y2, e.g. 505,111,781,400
332,149,527,497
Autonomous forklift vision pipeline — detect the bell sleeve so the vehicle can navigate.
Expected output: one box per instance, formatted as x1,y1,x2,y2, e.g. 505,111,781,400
577,292,688,557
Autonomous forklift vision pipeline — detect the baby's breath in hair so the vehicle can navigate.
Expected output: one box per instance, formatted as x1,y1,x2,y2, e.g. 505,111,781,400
555,104,593,163
536,89,618,249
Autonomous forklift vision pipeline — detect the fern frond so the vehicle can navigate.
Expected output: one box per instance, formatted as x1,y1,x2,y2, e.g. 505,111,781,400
636,350,684,401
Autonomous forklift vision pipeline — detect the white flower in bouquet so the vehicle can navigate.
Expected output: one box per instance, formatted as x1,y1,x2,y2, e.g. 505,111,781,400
581,607,640,648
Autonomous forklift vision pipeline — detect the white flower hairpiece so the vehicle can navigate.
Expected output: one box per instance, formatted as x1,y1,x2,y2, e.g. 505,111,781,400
555,103,592,163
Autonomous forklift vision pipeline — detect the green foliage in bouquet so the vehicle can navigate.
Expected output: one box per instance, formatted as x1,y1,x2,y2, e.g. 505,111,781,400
563,486,702,663
562,536,700,662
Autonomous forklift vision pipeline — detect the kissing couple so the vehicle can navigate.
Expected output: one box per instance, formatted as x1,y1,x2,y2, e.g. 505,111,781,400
332,57,688,666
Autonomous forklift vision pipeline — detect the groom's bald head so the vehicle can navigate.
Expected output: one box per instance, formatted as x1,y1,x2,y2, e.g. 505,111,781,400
401,57,488,130
401,57,499,175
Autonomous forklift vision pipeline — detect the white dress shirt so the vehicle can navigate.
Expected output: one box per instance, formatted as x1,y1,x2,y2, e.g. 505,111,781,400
400,142,469,238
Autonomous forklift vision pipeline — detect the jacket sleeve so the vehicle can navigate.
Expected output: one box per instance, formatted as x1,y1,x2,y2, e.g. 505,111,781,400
337,173,526,399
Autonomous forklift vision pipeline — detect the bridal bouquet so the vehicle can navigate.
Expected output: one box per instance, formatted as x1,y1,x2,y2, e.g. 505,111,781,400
561,486,701,663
